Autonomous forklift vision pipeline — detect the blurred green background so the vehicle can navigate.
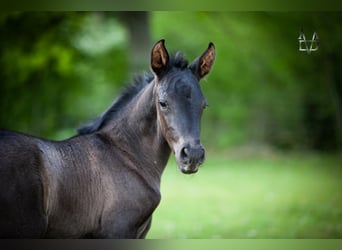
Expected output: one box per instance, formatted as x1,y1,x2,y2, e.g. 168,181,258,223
0,12,341,238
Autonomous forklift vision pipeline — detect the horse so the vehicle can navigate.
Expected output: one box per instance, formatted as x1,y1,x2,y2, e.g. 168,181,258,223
0,39,215,238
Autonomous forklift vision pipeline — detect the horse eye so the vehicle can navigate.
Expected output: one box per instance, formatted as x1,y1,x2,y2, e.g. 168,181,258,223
159,101,168,109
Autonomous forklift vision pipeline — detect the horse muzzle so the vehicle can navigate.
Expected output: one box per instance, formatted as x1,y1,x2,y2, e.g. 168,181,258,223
176,143,205,174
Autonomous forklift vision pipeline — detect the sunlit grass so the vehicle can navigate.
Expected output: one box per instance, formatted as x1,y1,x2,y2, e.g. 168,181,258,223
147,151,342,238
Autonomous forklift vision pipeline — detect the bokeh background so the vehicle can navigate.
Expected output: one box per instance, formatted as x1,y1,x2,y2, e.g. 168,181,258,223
0,12,341,238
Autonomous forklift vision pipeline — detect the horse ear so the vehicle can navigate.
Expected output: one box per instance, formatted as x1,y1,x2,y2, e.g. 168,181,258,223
190,42,215,79
151,39,169,76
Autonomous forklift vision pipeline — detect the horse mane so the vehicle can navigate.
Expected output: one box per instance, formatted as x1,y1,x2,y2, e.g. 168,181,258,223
77,52,189,135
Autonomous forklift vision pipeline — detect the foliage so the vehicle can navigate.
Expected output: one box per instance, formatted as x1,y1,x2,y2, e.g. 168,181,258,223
0,12,128,139
0,12,341,151
152,12,342,151
0,11,341,239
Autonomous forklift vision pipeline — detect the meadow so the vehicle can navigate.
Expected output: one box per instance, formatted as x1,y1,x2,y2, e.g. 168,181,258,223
147,150,342,239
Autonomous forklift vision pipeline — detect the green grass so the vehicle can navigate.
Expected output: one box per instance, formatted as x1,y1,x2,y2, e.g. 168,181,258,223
147,151,342,239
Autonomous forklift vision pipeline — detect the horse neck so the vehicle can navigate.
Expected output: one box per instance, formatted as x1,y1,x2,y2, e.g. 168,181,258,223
102,80,171,180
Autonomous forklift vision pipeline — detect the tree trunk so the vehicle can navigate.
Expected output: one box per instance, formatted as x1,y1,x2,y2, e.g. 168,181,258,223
117,12,151,72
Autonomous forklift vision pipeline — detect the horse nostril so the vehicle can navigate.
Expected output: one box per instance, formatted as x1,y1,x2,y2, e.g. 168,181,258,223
179,145,205,166
193,145,205,165
180,146,190,163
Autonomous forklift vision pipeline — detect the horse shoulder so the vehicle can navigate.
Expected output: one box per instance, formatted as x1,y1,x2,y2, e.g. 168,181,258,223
0,130,48,237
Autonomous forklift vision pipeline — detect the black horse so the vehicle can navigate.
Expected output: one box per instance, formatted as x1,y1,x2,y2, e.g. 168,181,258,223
0,39,215,238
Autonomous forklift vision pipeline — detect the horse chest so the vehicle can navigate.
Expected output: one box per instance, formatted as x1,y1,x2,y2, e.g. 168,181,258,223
97,173,161,238
112,170,161,218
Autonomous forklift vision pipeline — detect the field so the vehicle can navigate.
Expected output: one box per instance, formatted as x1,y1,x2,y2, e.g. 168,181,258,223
147,150,342,239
